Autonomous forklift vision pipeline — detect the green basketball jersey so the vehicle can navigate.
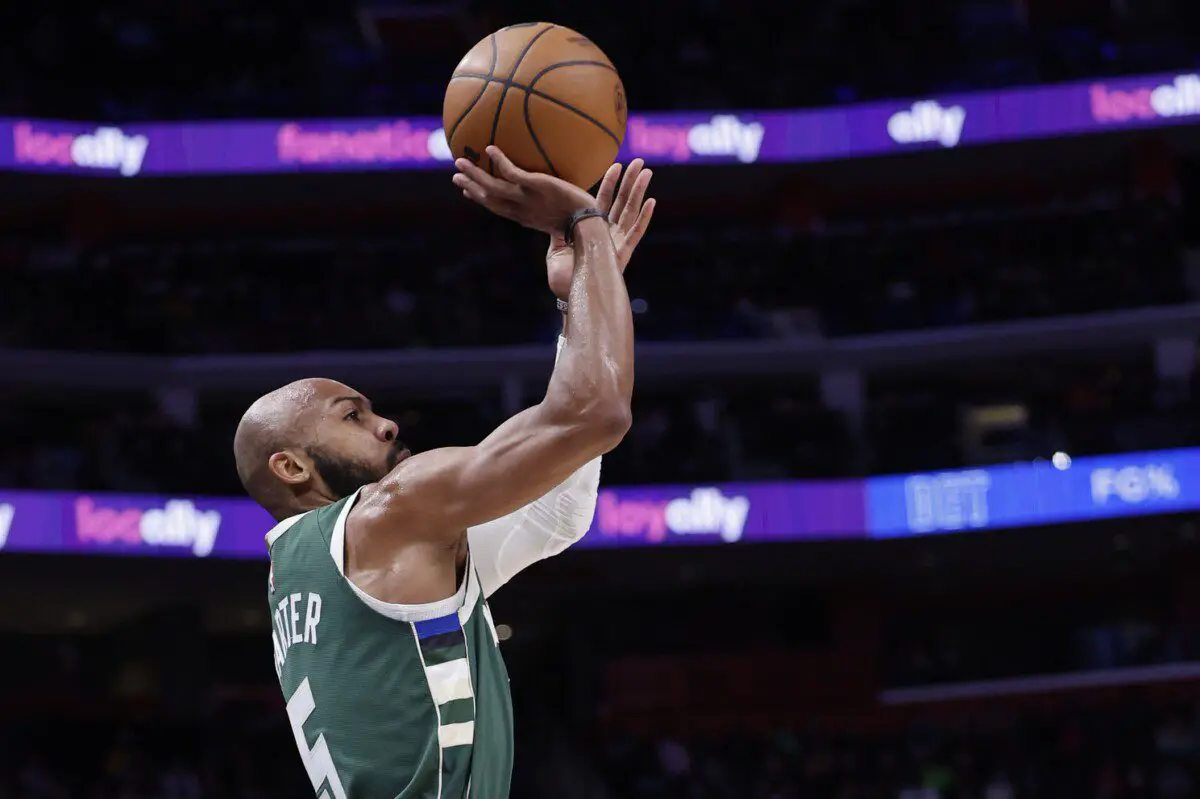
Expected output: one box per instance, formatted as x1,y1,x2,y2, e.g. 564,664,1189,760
265,489,514,799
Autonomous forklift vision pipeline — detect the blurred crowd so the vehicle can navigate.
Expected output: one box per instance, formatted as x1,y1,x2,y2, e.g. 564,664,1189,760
0,714,311,799
4,583,1197,798
4,186,1198,494
4,387,839,495
2,195,1189,354
884,606,1200,689
600,702,1200,799
2,353,1197,493
0,0,1197,120
2,701,1197,798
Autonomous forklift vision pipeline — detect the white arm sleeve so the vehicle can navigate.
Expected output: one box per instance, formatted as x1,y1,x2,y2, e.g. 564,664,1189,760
467,335,603,598
467,454,601,598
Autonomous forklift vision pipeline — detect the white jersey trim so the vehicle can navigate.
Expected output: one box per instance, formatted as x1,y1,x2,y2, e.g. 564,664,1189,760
425,658,474,705
438,721,475,749
264,512,306,550
408,623,446,799
330,487,468,623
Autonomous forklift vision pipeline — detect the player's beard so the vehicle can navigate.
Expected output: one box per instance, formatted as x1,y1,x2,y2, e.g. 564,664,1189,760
306,440,408,501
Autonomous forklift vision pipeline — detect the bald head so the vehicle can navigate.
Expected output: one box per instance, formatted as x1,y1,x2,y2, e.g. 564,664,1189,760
234,378,402,521
234,379,337,517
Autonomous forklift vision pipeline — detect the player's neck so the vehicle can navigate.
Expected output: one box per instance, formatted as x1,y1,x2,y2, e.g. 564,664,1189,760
286,486,339,517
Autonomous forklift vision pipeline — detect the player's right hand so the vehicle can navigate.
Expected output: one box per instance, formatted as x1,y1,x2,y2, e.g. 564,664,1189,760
545,159,656,300
452,146,599,236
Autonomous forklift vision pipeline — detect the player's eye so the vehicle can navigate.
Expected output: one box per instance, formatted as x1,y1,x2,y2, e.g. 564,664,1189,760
344,410,360,422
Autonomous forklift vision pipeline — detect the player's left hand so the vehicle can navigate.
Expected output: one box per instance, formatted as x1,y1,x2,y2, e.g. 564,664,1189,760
547,159,656,301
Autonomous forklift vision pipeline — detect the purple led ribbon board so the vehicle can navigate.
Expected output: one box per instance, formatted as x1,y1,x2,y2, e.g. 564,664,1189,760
2,71,1197,177
0,480,868,559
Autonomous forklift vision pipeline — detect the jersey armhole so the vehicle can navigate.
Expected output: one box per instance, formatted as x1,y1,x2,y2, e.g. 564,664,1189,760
329,488,478,623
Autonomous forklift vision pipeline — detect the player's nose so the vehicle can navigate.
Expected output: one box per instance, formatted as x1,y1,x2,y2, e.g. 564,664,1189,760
377,417,400,443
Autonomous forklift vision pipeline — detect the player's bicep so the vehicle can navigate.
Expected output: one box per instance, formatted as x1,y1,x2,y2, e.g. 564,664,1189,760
371,404,613,536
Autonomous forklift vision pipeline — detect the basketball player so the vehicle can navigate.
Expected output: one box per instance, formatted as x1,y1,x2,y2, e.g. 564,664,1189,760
233,146,654,799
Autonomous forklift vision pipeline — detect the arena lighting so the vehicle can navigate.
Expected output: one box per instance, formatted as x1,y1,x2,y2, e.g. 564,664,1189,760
0,502,12,550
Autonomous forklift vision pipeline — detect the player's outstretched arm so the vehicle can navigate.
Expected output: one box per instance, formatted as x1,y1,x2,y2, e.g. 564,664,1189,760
468,162,656,596
356,147,636,539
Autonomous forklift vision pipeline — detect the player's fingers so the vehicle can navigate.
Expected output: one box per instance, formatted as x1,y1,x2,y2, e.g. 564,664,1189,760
451,171,481,197
455,174,519,216
595,163,622,217
485,146,529,185
454,157,489,183
628,197,656,244
455,158,510,196
618,168,653,231
615,198,656,270
609,158,643,222
456,163,524,212
452,173,490,206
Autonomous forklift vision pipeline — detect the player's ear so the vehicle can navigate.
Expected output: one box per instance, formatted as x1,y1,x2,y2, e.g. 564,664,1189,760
269,450,312,487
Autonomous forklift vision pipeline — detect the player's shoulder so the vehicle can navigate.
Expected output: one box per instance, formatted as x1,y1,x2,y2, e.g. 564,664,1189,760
265,493,358,552
346,480,388,520
264,509,310,551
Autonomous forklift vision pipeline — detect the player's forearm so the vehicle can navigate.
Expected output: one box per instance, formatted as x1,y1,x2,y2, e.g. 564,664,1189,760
546,216,634,433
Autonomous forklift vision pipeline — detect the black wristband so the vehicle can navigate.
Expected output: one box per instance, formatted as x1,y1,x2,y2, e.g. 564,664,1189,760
563,207,607,246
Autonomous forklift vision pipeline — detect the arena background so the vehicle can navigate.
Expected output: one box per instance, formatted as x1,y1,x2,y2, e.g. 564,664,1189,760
4,1,1200,797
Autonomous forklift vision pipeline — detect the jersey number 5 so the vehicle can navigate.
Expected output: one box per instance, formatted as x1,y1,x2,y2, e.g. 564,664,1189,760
286,677,349,799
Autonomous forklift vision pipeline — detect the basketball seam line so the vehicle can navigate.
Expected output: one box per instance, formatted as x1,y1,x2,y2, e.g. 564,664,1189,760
527,60,624,145
446,34,499,150
486,23,556,176
527,59,618,80
450,72,622,148
523,88,559,178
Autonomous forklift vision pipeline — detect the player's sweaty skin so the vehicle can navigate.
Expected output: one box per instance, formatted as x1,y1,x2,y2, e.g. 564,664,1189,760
245,143,654,799
340,145,636,606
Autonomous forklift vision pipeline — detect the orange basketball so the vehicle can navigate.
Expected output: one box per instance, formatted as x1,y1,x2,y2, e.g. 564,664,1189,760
443,23,627,190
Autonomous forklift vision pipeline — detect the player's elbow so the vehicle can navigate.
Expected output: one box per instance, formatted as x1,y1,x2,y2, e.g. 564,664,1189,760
586,400,632,451
575,375,632,448
550,358,633,450
547,390,631,453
